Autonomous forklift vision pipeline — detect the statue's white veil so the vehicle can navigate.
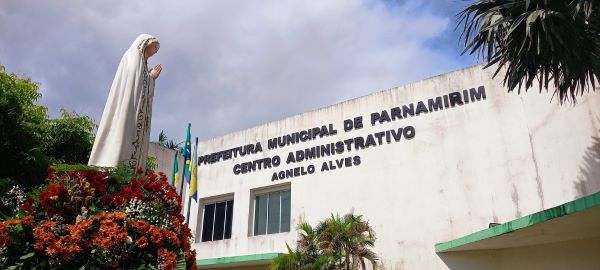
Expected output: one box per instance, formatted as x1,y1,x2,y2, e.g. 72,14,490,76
89,34,159,170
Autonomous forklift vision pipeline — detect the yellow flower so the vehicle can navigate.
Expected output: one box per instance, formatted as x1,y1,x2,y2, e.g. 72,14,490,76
50,195,58,200
84,182,90,189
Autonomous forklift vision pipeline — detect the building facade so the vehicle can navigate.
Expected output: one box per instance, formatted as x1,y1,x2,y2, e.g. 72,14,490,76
185,65,600,269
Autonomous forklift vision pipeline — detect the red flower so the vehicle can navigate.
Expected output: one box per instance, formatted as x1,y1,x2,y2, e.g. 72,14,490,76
20,196,34,213
158,172,168,182
100,194,114,206
158,248,177,270
135,236,149,249
39,183,72,217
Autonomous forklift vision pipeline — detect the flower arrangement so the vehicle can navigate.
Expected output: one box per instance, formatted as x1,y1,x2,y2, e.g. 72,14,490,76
0,165,196,269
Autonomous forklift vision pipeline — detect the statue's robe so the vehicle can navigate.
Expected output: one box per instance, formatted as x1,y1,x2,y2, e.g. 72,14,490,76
89,34,158,170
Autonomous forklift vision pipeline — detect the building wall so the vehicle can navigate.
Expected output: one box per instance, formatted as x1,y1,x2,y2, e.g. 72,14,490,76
189,65,600,269
148,143,184,193
438,236,600,270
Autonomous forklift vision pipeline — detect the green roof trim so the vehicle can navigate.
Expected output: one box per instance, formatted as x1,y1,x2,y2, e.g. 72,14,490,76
435,191,600,253
197,252,281,266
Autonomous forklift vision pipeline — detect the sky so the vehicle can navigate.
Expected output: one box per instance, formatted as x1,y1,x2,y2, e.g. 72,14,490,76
0,0,476,143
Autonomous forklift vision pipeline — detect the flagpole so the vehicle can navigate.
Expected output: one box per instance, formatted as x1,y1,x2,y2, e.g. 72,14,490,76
171,150,179,186
179,164,185,196
185,190,192,224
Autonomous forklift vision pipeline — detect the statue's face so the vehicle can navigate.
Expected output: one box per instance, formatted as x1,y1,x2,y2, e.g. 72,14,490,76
144,42,160,60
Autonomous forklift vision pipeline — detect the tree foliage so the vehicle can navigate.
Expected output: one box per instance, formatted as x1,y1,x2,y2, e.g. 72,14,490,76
458,0,600,103
0,66,96,190
156,130,182,151
44,109,95,164
270,213,378,270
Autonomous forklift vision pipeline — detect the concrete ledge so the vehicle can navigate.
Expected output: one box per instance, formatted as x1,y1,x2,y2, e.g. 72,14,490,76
435,191,600,253
197,253,281,269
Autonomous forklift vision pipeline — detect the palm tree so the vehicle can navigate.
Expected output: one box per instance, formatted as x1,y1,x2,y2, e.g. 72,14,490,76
270,213,378,270
164,140,183,152
158,130,168,145
270,223,331,270
458,0,600,103
156,130,183,151
270,244,303,270
316,214,378,270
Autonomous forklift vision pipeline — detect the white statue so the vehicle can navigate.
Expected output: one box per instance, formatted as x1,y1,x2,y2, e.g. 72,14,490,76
88,34,163,170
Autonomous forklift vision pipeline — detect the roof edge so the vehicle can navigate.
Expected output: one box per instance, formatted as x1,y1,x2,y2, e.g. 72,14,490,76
435,191,600,253
196,252,281,266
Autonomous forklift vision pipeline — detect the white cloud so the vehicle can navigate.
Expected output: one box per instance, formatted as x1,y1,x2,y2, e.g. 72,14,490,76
0,0,467,142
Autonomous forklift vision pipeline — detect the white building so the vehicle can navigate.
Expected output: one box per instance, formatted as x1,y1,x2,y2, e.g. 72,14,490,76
180,65,600,269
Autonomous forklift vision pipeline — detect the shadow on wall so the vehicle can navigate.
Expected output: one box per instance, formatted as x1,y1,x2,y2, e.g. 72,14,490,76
437,127,600,270
438,251,498,270
574,130,600,197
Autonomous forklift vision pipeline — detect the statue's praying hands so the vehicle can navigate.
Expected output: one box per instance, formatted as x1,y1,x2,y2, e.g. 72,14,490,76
143,41,162,80
150,64,162,80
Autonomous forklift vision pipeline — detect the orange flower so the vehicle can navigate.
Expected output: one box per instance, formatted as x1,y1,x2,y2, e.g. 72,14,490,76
46,235,84,260
21,215,35,226
34,218,94,260
65,218,93,248
131,220,179,246
0,222,11,248
70,218,93,235
91,217,129,249
0,216,37,249
129,219,150,232
94,211,127,221
33,220,57,251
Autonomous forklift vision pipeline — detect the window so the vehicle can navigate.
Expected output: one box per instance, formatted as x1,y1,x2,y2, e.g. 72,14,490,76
253,189,290,235
201,199,233,242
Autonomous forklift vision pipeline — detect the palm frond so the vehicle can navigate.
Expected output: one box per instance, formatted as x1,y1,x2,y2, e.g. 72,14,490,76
459,0,600,103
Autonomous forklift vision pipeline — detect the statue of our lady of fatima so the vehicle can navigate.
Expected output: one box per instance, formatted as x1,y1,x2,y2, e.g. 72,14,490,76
89,34,163,170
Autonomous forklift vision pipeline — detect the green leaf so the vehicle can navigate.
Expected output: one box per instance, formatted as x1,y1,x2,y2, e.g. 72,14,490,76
176,250,187,270
20,252,34,260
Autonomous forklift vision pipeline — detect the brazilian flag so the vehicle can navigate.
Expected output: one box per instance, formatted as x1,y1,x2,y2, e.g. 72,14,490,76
182,123,192,185
171,150,179,186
